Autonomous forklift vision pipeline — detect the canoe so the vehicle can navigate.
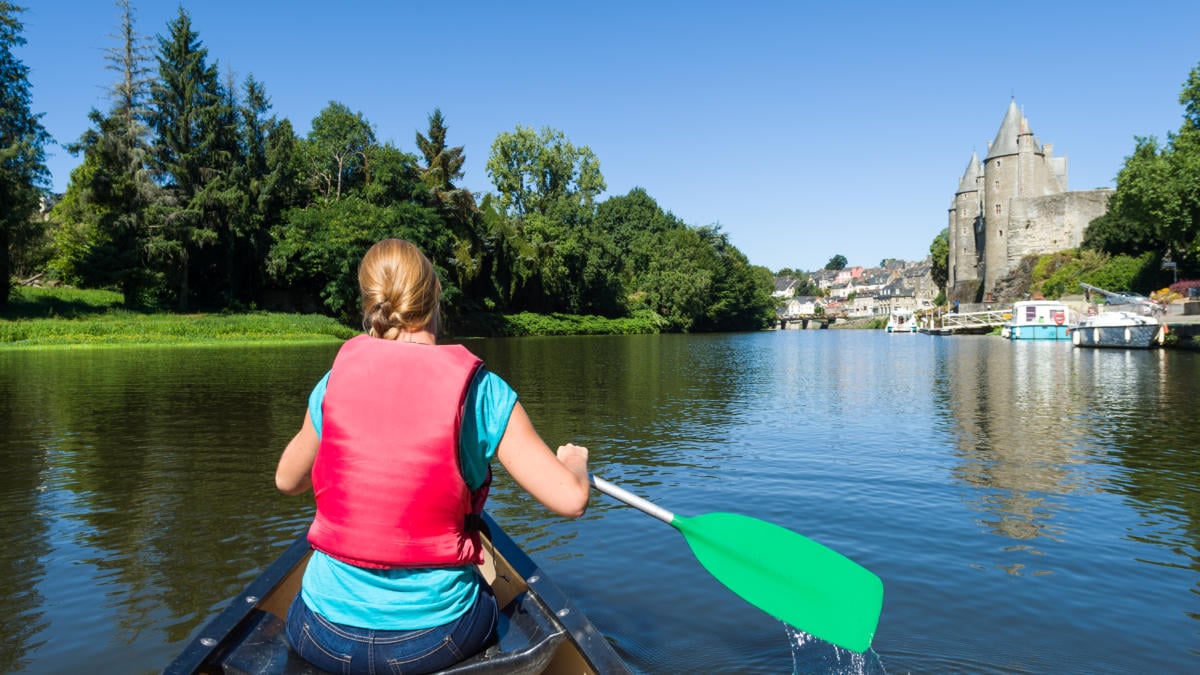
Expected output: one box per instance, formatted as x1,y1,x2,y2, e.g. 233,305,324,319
162,513,629,674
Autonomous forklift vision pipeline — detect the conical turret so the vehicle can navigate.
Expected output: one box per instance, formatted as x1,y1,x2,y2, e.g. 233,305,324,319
957,152,982,194
986,99,1023,160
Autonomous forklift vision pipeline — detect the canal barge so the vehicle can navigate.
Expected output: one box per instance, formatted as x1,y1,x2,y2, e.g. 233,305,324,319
162,513,628,675
1000,300,1072,340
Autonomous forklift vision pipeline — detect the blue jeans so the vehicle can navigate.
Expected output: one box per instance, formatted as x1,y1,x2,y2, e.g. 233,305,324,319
285,584,498,675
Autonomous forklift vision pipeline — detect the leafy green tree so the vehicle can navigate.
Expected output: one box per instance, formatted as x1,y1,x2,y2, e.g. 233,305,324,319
486,125,605,223
483,125,608,314
825,254,848,271
268,198,447,321
691,225,777,331
929,227,949,293
305,101,375,201
1084,60,1200,279
358,142,423,206
636,227,713,331
0,1,51,306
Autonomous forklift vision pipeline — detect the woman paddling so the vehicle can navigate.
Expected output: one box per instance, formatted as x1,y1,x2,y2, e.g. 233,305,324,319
275,238,591,674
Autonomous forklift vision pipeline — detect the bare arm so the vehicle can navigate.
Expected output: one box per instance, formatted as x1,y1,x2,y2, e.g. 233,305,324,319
276,411,319,495
496,402,590,518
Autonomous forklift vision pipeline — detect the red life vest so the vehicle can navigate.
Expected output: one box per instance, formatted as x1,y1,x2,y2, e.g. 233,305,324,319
307,334,487,569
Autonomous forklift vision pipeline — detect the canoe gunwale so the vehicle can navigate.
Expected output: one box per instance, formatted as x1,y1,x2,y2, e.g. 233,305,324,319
160,513,628,675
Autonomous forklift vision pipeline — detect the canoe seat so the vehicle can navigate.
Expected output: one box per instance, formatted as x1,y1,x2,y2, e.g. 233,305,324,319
218,590,566,675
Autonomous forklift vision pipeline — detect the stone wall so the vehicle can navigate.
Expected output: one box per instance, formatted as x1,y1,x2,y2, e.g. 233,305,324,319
1005,189,1112,271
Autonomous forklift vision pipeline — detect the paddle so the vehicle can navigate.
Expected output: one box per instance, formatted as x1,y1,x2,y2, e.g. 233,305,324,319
590,475,883,653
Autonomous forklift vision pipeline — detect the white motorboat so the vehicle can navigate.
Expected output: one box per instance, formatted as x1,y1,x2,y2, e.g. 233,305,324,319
1070,311,1165,349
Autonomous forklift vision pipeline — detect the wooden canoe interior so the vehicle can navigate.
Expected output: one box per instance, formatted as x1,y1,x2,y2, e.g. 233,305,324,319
244,534,594,674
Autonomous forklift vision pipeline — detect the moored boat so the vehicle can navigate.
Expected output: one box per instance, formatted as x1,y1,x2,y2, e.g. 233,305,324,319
162,513,628,675
1001,300,1072,340
885,308,916,333
1070,311,1165,349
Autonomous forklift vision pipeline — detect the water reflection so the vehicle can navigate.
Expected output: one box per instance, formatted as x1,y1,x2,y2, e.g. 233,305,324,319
0,345,337,669
938,338,1200,580
0,355,52,672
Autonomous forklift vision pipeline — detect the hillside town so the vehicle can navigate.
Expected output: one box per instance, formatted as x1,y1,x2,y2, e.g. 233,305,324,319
774,259,938,324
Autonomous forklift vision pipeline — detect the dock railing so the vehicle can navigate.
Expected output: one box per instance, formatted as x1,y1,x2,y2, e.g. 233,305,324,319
939,309,1009,333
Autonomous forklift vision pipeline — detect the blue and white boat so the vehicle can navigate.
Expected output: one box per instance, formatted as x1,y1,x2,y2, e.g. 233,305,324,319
1001,300,1072,340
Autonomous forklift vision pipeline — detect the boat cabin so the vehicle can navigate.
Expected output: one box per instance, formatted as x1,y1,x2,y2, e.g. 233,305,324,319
1004,300,1072,340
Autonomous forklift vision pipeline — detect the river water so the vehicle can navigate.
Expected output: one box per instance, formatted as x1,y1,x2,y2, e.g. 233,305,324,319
2,331,1199,673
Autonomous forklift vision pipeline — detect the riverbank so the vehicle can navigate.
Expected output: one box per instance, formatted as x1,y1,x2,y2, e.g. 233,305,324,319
0,287,669,347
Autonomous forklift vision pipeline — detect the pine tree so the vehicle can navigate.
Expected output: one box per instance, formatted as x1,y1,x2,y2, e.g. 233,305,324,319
55,0,158,305
416,108,480,291
0,2,51,306
148,7,225,309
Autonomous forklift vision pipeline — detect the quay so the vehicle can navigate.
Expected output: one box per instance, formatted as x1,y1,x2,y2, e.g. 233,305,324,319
917,298,1200,349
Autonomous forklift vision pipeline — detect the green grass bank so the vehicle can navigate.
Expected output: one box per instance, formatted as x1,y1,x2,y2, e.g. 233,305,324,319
1,288,669,347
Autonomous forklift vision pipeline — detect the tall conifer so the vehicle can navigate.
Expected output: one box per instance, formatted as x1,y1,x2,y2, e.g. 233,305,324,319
56,0,157,305
0,1,51,306
148,7,224,309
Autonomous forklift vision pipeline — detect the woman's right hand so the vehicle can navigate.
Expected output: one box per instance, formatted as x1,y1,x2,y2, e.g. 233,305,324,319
556,442,589,468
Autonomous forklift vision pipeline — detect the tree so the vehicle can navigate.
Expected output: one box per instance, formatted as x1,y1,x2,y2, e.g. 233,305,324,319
51,0,158,305
483,125,608,314
415,108,481,291
825,254,848,271
691,225,777,331
0,1,51,306
148,7,232,309
416,108,465,194
268,198,447,322
486,125,605,223
929,227,949,293
1083,60,1200,279
305,101,375,201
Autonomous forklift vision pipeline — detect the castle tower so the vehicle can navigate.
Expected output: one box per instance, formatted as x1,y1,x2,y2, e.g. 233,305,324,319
948,100,1105,303
947,152,983,300
982,99,1023,295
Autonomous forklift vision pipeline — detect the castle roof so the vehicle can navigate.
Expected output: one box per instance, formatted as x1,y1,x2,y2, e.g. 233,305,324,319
956,151,981,194
986,99,1025,160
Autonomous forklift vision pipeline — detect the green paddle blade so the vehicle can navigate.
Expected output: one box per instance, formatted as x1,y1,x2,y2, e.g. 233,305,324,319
673,511,883,653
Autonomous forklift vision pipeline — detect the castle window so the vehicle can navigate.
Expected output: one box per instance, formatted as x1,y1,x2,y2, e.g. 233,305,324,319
995,203,1002,215
996,160,1002,168
994,179,999,190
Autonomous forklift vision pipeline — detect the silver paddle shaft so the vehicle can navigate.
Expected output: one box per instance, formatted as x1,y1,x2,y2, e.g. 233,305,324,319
590,475,676,525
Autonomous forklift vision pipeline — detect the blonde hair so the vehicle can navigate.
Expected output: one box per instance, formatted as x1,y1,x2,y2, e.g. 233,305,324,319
358,239,442,340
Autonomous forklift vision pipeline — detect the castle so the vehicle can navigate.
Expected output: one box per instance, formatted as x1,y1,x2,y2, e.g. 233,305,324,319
947,100,1111,302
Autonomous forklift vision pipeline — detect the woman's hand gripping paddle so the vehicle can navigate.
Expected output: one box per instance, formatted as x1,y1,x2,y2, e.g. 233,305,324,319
590,475,883,653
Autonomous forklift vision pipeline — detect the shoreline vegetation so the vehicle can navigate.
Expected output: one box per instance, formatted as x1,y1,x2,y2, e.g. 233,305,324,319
0,287,672,348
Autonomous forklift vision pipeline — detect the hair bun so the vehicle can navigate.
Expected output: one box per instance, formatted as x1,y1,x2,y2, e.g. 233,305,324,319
368,301,395,338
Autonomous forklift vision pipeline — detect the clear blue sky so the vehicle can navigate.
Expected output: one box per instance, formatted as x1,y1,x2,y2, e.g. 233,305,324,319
17,1,1200,272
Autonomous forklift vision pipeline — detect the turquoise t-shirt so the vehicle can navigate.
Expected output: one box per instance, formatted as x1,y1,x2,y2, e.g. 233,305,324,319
300,366,518,630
